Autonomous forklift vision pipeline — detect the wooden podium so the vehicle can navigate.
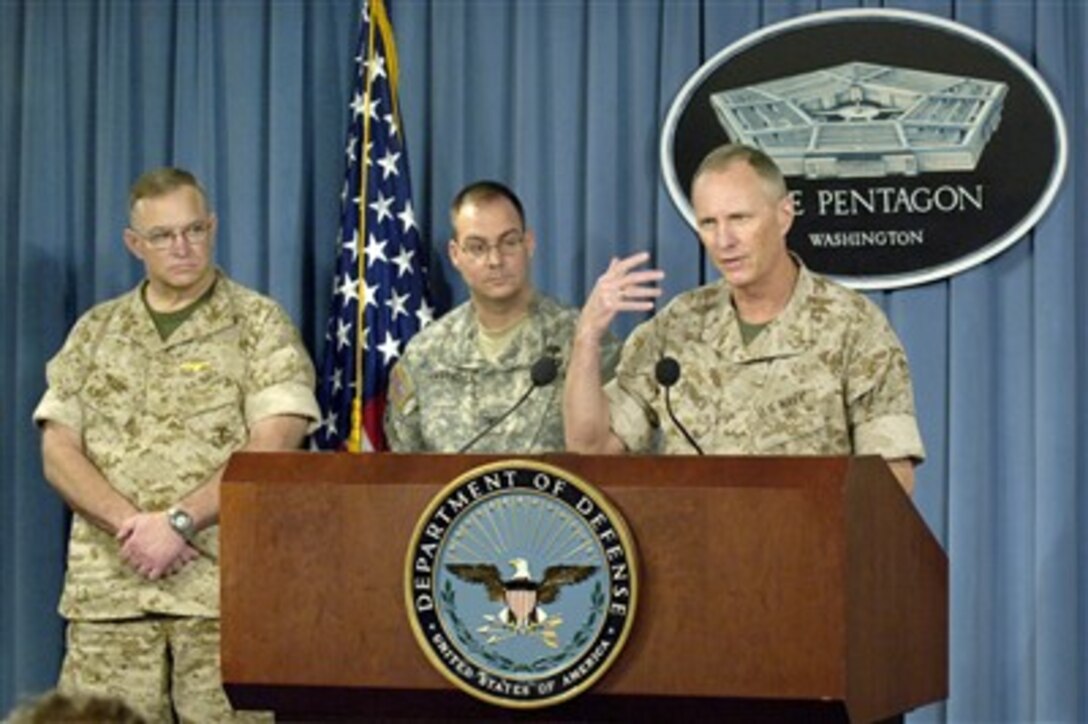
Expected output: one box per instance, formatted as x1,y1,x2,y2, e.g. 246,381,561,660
220,452,947,722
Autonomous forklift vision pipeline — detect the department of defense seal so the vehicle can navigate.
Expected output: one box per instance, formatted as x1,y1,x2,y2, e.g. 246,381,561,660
405,460,639,708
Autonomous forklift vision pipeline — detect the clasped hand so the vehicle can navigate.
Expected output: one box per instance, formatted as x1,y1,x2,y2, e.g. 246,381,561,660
117,512,200,580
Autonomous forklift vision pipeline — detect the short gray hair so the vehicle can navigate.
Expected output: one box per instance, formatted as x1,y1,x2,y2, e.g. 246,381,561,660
129,167,209,215
691,144,787,199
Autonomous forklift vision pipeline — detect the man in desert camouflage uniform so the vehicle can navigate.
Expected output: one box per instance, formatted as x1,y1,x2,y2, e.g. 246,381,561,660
33,168,319,722
564,144,924,493
385,181,619,452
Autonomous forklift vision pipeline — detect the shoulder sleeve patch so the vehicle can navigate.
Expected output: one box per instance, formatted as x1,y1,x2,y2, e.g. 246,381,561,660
388,362,416,414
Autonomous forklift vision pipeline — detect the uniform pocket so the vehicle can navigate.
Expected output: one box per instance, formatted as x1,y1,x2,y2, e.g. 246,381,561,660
183,395,246,452
757,384,849,454
81,367,137,432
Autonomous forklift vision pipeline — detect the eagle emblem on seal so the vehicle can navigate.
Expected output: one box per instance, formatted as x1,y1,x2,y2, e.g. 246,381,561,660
447,558,597,638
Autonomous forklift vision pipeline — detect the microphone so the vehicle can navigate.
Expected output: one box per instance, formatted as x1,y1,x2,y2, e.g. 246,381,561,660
654,356,704,455
654,357,680,387
457,354,559,453
530,354,559,387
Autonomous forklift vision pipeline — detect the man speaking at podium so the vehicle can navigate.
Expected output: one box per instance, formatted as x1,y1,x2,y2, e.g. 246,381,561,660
384,181,619,453
563,144,924,494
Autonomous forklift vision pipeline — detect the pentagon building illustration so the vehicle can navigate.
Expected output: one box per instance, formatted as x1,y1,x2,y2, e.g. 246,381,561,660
710,62,1007,178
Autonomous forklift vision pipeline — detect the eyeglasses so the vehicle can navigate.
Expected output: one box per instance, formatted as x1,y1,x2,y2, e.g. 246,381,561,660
457,233,525,261
131,220,212,249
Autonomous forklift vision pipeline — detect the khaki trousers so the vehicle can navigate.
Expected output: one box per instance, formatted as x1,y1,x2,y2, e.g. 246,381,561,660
58,617,271,724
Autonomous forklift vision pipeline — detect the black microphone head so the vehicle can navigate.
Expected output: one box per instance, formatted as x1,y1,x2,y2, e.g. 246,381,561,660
655,356,680,387
531,355,559,387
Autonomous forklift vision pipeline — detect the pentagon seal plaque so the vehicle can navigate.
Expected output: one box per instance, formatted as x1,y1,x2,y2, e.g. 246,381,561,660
661,8,1067,289
405,460,639,708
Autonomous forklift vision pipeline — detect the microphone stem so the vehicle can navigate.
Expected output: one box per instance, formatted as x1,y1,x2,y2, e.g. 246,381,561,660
457,382,537,453
664,386,705,455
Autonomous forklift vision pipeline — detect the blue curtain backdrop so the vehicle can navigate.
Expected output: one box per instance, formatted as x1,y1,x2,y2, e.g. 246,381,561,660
1,1,1084,721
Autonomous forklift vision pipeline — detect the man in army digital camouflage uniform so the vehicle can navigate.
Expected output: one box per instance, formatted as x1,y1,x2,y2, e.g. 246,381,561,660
384,181,619,452
33,168,320,722
564,144,924,493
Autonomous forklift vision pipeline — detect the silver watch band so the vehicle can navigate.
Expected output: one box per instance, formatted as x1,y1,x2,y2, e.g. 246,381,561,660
166,506,195,541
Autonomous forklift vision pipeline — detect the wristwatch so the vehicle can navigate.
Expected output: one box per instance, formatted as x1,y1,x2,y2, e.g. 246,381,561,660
166,506,196,542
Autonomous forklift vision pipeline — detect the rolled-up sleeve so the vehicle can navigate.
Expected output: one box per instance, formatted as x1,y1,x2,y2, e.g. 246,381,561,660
32,312,105,433
604,320,661,454
243,305,320,430
846,316,926,463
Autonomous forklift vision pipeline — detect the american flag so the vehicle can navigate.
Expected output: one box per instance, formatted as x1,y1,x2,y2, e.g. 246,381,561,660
314,0,436,452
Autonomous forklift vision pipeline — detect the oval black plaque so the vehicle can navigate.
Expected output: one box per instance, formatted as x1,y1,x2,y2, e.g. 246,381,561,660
661,9,1067,289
